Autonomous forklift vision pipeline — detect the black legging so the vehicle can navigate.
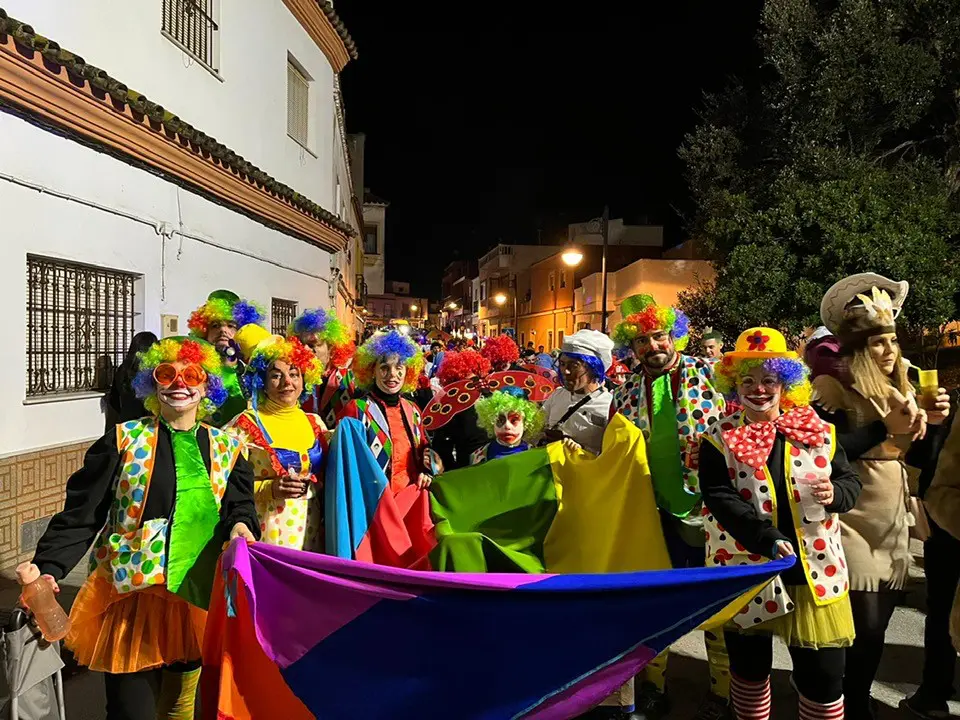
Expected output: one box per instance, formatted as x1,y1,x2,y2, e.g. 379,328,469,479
843,588,903,715
918,520,960,702
724,631,845,704
103,660,200,720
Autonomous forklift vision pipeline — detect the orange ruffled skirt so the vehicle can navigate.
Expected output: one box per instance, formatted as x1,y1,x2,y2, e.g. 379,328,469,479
66,575,207,674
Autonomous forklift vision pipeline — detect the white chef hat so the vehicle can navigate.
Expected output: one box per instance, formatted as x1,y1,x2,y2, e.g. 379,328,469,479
561,329,615,372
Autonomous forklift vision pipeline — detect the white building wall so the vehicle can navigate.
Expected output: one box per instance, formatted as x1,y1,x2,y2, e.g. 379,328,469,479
0,113,333,456
1,0,337,211
362,205,386,295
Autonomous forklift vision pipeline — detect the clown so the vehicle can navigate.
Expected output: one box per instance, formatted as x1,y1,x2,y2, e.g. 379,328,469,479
480,334,521,372
289,307,358,427
471,386,544,464
228,324,327,552
606,360,631,388
32,337,259,720
699,328,861,720
701,327,725,361
609,294,729,718
188,290,266,426
431,349,494,469
341,330,443,488
541,329,614,456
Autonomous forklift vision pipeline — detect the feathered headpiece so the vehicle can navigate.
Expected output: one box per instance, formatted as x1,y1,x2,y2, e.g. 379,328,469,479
132,337,227,419
837,286,898,349
188,290,266,339
474,386,545,441
353,330,425,393
612,294,690,351
288,307,356,368
235,324,324,406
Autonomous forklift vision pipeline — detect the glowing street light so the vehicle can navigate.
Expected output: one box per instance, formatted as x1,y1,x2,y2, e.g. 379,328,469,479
561,245,584,267
494,292,507,306
410,304,418,313
446,302,458,310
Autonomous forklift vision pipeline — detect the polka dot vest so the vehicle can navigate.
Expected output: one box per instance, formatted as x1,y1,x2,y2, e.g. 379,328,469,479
612,355,725,496
88,419,237,595
703,411,850,630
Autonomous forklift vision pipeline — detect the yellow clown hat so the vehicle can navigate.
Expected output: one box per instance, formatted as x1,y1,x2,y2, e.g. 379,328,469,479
724,327,798,360
235,323,275,362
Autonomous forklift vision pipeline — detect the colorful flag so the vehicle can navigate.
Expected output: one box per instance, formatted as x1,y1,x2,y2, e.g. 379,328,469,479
202,540,791,719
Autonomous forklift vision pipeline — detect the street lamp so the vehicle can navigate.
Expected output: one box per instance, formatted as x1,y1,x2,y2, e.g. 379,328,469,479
410,304,418,313
493,291,517,338
578,207,610,332
493,292,507,306
561,244,584,267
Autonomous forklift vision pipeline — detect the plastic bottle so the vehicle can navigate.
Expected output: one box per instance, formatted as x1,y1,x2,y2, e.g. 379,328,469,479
16,562,70,642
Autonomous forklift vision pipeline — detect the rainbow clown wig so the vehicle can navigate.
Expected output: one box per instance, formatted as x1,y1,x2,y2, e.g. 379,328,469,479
713,328,812,410
437,349,492,385
188,290,266,340
235,324,324,406
612,294,690,352
353,330,425,394
474,386,545,442
289,308,356,368
132,337,228,419
480,335,520,368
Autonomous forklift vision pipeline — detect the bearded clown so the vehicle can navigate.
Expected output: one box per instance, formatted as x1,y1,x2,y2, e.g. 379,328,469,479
699,328,860,720
609,294,729,718
188,290,266,426
289,308,358,426
470,386,545,465
227,325,328,551
32,337,258,719
341,330,442,487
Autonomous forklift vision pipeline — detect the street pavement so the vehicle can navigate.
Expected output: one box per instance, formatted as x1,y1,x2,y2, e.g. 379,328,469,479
3,541,957,719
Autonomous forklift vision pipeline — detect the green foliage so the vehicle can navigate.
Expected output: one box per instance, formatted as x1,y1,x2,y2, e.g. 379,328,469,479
680,0,960,354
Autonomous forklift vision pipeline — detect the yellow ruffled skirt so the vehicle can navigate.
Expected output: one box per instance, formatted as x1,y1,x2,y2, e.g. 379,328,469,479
66,575,207,674
732,585,855,649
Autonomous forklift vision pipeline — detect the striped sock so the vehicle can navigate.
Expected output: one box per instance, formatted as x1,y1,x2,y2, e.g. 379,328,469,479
798,694,844,720
730,673,771,720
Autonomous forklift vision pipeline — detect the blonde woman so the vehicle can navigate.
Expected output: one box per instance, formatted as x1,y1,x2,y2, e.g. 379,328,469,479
814,275,949,720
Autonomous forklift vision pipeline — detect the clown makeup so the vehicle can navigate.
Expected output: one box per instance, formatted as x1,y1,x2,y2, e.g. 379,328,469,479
738,366,783,420
375,354,406,395
207,320,238,350
703,338,723,360
866,332,899,377
156,359,206,424
633,331,676,373
495,410,524,448
265,360,303,408
300,332,330,365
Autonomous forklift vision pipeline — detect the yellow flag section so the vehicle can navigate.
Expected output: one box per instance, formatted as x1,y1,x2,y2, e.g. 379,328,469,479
542,414,772,630
543,414,670,573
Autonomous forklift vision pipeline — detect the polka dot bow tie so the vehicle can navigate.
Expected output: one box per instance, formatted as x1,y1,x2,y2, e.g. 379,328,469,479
722,406,828,470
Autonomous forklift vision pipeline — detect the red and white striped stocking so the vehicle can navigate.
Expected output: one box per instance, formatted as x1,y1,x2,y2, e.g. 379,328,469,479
798,694,844,720
730,673,771,720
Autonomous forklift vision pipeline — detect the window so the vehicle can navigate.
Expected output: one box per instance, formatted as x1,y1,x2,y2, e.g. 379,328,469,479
287,59,310,148
162,0,219,71
558,330,565,346
26,256,138,397
560,270,567,289
549,272,556,292
384,303,394,318
363,224,378,254
271,298,298,336
548,330,554,351
481,284,486,301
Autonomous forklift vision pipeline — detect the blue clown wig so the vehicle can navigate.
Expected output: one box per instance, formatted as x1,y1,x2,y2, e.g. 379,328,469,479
561,351,605,383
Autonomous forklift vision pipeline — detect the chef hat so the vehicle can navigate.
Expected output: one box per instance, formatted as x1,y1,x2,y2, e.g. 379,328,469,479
561,329,615,372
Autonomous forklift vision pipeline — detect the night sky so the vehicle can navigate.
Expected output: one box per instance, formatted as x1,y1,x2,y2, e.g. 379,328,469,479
335,2,765,299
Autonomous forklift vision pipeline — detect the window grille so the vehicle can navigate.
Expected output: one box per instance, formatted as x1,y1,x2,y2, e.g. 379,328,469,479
272,298,298,336
162,0,218,70
26,256,137,397
287,60,310,147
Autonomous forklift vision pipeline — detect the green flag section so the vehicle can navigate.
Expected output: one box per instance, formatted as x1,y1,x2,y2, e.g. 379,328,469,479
430,414,672,575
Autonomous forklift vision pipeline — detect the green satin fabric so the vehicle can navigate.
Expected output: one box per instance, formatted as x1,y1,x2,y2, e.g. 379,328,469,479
647,374,696,518
213,364,247,427
166,424,222,609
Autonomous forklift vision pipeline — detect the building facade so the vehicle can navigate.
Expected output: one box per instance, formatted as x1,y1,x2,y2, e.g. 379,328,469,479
476,244,557,337
440,259,476,334
0,0,357,568
361,189,388,296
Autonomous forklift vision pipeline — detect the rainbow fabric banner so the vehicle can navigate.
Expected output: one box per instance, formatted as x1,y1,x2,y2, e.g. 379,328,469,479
202,540,791,720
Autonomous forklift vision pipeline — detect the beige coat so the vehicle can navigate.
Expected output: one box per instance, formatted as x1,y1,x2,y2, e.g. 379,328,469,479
813,376,917,591
924,417,960,651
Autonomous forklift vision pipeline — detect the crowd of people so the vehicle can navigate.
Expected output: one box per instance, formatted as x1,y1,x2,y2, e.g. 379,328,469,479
24,274,960,720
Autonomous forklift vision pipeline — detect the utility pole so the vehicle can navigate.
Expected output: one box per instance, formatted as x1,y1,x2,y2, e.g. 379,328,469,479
600,205,609,333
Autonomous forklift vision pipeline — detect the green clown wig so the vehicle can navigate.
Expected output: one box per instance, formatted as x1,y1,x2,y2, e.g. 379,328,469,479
474,386,545,442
